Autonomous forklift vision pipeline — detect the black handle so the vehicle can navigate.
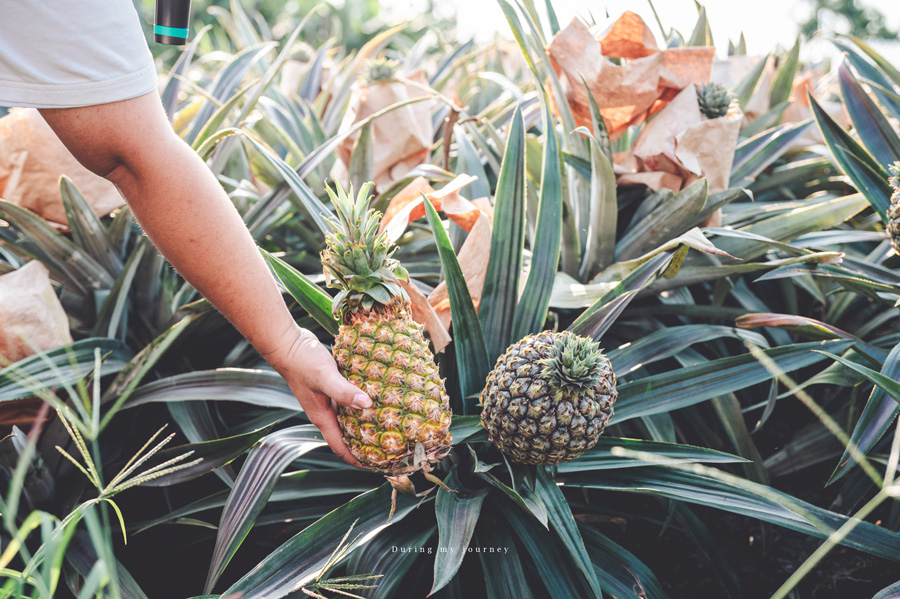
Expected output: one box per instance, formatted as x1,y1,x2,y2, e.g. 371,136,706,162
154,0,192,45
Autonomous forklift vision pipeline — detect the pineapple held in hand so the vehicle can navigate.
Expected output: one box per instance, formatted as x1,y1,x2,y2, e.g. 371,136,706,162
322,183,453,516
480,331,617,465
888,162,900,256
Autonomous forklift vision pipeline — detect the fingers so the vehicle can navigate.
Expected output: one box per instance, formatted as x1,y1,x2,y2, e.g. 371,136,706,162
305,403,362,468
317,366,373,410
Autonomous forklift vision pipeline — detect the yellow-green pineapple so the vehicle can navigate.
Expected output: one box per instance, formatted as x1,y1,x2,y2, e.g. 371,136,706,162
322,183,452,516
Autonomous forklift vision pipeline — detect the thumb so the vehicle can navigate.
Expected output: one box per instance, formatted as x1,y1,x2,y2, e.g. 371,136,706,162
319,368,373,409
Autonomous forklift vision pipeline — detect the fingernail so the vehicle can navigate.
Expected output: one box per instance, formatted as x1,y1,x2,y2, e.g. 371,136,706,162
352,394,372,409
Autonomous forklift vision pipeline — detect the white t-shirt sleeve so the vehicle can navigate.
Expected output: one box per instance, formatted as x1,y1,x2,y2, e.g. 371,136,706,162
0,0,158,108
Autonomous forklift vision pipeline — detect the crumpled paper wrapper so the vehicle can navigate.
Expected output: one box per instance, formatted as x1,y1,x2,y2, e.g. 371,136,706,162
0,261,72,365
617,84,743,197
547,12,715,140
380,175,491,352
335,70,435,190
0,108,123,227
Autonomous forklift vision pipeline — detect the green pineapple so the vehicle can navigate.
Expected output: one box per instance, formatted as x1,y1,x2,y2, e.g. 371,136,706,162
697,82,735,119
480,331,617,465
364,57,400,83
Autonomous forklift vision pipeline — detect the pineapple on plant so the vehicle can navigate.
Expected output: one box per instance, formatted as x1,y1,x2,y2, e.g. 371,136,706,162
888,162,900,255
322,182,453,517
697,82,735,119
480,331,617,466
364,56,400,83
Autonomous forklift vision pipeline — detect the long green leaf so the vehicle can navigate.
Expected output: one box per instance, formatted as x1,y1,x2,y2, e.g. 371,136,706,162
124,369,300,412
607,324,765,375
422,190,491,409
579,131,617,279
817,346,900,483
809,93,892,222
99,317,192,429
0,199,115,292
838,60,900,171
565,466,900,560
220,484,419,599
769,37,800,107
348,121,374,192
475,522,534,599
346,522,436,599
183,42,276,145
843,35,900,89
431,468,489,594
59,177,122,276
205,425,328,592
92,242,147,340
261,249,338,336
556,437,746,473
512,99,562,340
144,425,271,486
612,340,853,423
730,120,813,186
501,498,595,598
1,339,132,404
241,132,333,237
732,54,768,109
580,525,669,599
568,253,672,340
616,180,707,261
480,105,526,363
533,468,601,596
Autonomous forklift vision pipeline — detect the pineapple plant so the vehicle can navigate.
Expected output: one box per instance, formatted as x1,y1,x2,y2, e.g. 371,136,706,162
480,331,617,465
321,182,453,516
364,56,400,83
888,162,900,255
697,82,735,119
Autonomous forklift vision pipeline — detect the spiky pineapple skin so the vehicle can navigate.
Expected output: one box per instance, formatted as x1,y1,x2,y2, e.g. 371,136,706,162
334,303,452,474
888,163,900,256
479,331,616,466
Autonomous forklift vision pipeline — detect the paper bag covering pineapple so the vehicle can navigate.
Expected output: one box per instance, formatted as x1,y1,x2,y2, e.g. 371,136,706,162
335,58,435,190
0,261,73,434
546,12,715,141
0,108,123,227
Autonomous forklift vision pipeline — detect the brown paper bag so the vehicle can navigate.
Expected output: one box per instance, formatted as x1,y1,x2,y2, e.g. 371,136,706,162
0,108,123,227
336,71,435,190
380,175,491,352
620,84,742,196
0,261,73,365
547,13,714,140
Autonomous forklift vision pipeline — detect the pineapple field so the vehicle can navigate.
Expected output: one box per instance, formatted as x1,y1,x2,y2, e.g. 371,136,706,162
4,0,900,597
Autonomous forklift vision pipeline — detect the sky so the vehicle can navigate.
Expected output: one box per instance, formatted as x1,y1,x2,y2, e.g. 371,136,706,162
383,0,900,63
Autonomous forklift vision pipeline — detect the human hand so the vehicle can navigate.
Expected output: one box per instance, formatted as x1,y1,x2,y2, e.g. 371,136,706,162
262,325,371,467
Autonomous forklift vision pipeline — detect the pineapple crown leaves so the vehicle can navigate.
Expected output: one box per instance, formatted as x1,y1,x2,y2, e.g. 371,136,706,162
538,332,610,395
364,56,400,83
322,181,409,316
697,82,736,119
889,162,900,191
